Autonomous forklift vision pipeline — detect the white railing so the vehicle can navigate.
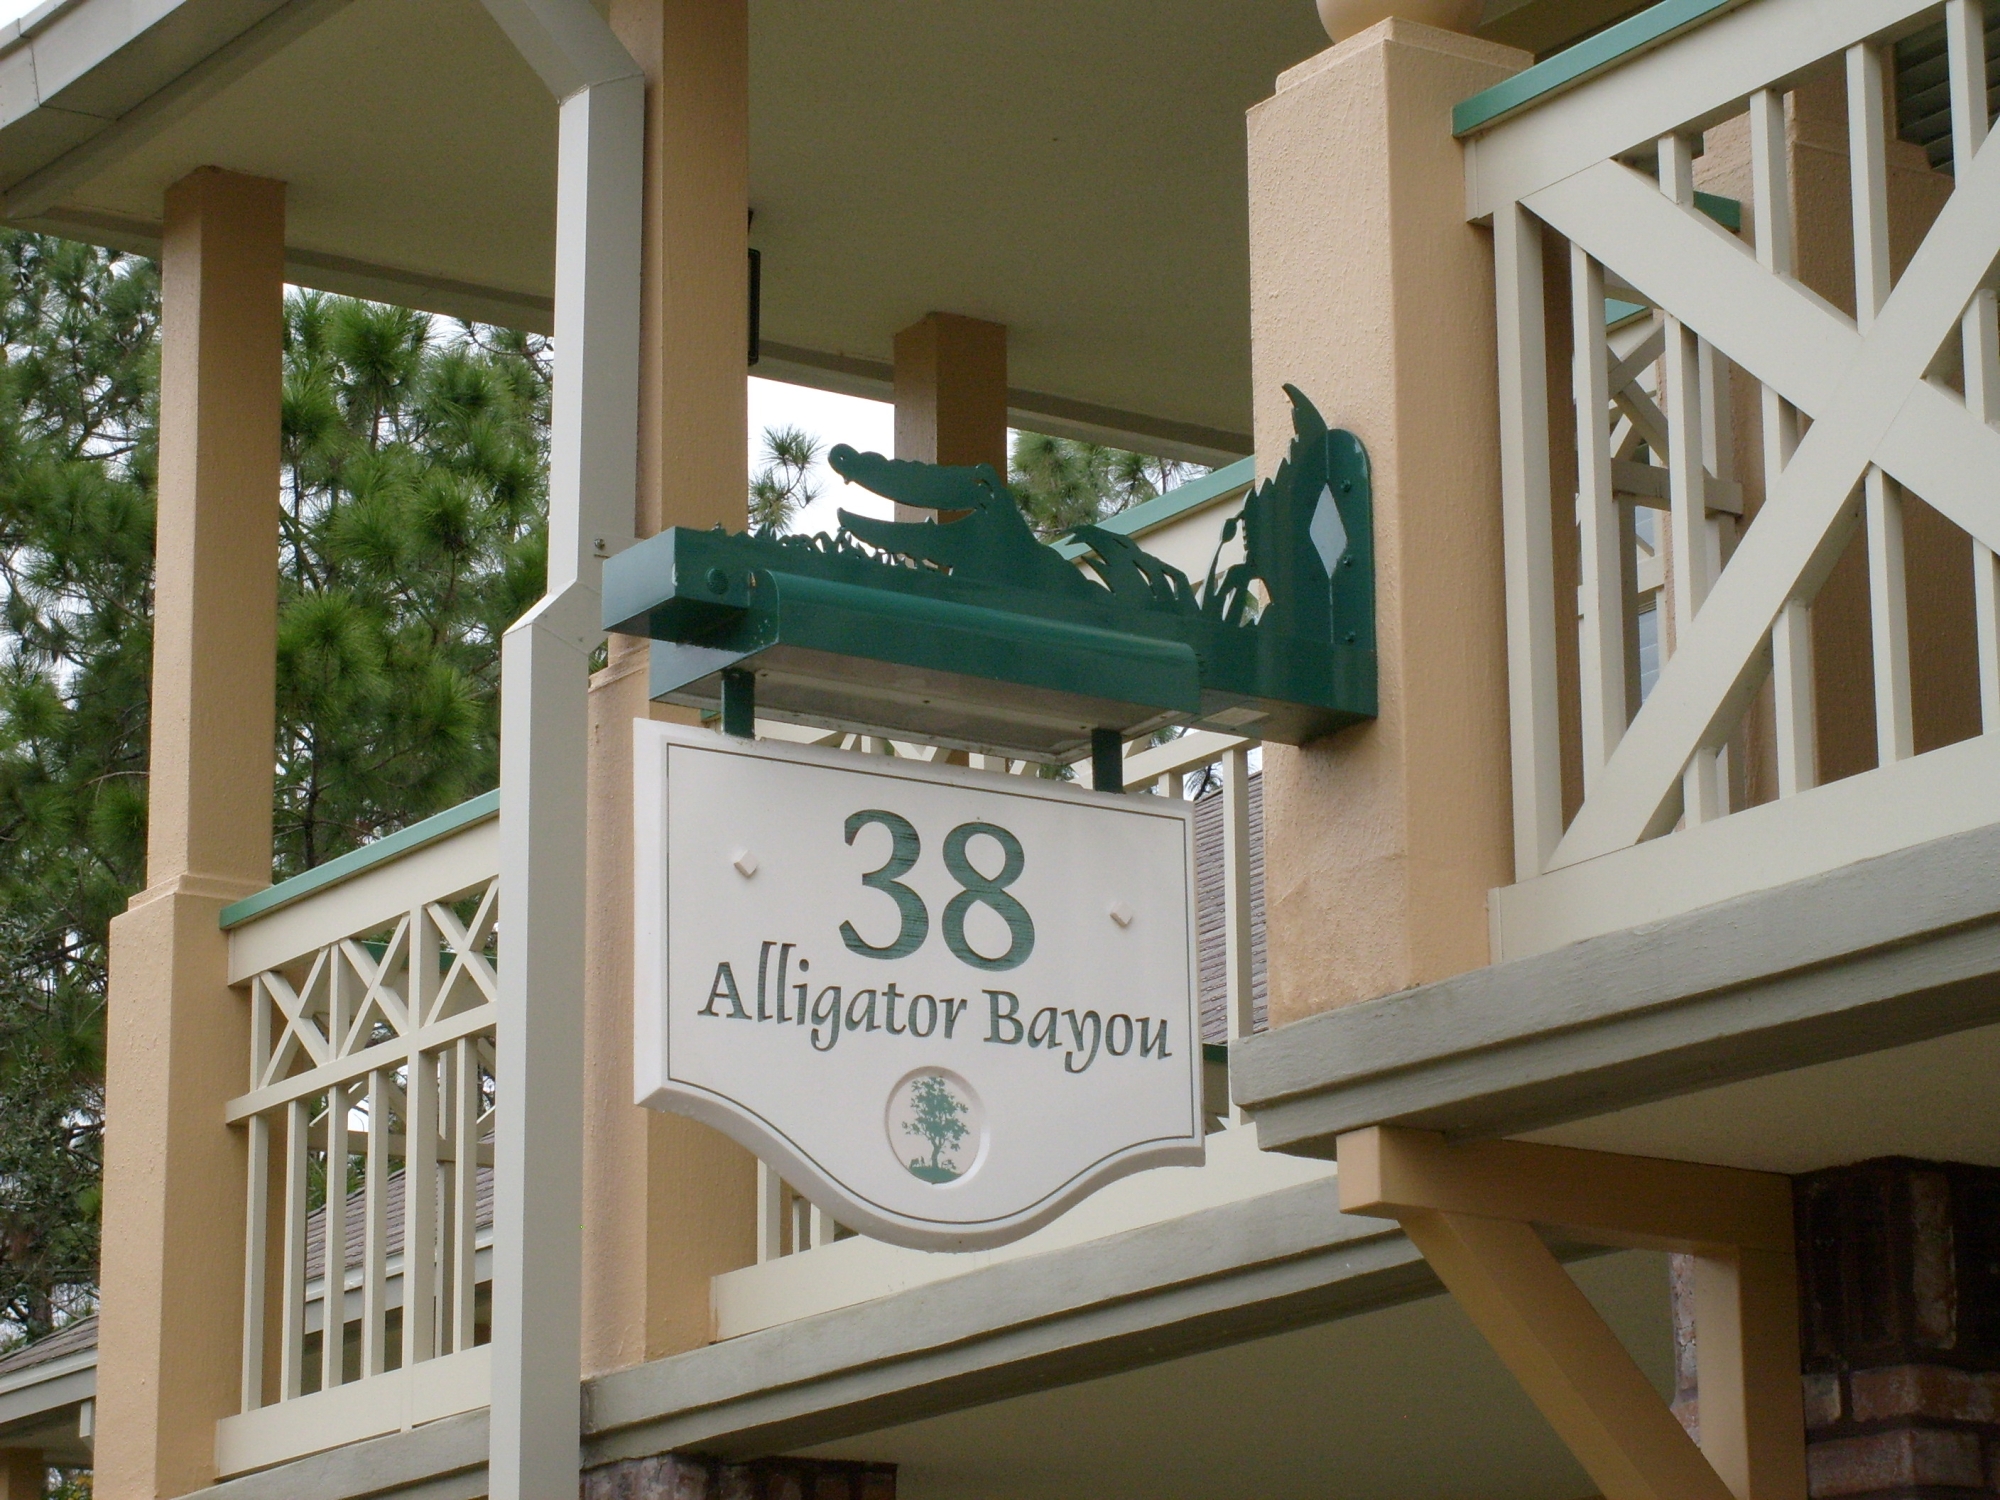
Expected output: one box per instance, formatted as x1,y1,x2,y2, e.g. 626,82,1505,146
1472,0,2000,956
748,726,1263,1262
215,802,499,1475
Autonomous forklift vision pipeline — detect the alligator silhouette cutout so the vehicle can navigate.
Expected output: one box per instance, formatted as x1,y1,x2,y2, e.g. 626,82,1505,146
602,385,1374,760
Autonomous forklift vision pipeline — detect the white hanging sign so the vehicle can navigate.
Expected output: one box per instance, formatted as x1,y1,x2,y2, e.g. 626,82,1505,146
633,722,1203,1251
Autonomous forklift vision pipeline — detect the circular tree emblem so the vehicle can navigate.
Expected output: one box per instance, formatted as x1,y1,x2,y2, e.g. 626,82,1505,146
886,1070,984,1184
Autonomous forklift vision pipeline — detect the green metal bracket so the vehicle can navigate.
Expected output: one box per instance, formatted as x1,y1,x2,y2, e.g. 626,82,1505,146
603,386,1376,761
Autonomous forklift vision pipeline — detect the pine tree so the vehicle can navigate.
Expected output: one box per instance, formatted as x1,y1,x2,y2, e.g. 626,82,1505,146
747,423,822,533
1008,431,1208,541
0,234,551,1344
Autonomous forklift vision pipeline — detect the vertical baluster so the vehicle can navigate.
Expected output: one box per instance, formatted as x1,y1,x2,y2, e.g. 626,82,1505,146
1948,0,2000,731
1866,469,1915,763
241,1111,270,1411
1850,41,1915,765
790,1190,811,1252
1572,244,1627,782
321,1083,350,1391
361,1067,389,1376
404,1045,438,1370
1496,200,1563,876
757,1160,784,1262
249,974,272,1087
810,1201,835,1250
1220,746,1255,1051
1660,133,1724,822
1752,85,1819,796
451,1037,479,1351
281,1097,309,1401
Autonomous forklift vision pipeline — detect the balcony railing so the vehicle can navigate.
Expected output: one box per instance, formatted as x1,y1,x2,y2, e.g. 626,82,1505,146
216,793,500,1476
1469,0,2000,957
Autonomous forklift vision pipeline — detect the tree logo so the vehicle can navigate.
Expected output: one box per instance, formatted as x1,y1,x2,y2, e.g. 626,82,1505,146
886,1070,984,1184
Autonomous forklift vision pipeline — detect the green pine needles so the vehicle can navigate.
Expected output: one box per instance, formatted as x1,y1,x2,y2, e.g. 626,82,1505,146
0,232,551,1347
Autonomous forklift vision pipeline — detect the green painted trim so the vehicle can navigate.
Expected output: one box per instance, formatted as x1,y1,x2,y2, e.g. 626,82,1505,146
1052,457,1257,560
1453,0,1747,137
1693,191,1742,232
219,789,501,930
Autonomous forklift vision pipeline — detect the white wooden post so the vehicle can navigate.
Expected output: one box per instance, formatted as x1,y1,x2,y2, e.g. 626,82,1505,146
475,0,641,1488
1751,85,1818,797
1948,0,2000,733
1849,41,1915,768
1495,200,1563,876
240,1112,270,1410
1659,133,1724,823
281,1098,308,1402
321,1082,348,1392
361,1066,389,1376
1573,244,1628,783
1220,745,1256,1044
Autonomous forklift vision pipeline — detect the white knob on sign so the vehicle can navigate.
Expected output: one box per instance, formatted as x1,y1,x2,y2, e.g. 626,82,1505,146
732,850,759,878
1108,902,1135,928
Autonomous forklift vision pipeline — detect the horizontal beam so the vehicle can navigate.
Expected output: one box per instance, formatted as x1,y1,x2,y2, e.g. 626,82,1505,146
1336,1126,1793,1254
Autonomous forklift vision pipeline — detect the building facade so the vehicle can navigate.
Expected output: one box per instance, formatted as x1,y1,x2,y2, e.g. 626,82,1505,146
0,0,1986,1497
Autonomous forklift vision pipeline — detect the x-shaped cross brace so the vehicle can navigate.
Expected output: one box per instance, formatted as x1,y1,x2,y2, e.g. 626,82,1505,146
1522,135,2000,867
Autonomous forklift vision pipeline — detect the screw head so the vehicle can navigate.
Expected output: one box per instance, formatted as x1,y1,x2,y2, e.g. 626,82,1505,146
706,568,729,595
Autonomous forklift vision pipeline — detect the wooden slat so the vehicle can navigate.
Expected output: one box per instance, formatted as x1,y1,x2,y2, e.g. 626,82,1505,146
281,1098,309,1402
1336,1127,1795,1254
225,1002,495,1121
1574,244,1628,782
240,1112,270,1412
1395,1207,1738,1500
1496,200,1564,878
404,1044,439,1368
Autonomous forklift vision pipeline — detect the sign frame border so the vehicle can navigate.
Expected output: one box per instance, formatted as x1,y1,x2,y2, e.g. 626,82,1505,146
632,720,1206,1251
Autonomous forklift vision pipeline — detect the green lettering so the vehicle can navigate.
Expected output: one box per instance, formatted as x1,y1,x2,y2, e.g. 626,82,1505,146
701,962,749,1019
840,810,929,958
908,994,938,1037
1063,1009,1102,1073
985,990,1022,1044
942,997,969,1039
846,988,880,1032
1139,1018,1172,1059
1105,1013,1134,1055
810,986,843,1052
1027,1006,1060,1049
941,822,1035,971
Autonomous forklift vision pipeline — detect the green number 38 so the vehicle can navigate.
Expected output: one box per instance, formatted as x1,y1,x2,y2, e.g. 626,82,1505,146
839,810,1036,971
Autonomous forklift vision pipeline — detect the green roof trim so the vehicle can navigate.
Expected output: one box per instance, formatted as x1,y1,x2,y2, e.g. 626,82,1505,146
219,789,500,931
1051,457,1256,560
1454,0,1747,138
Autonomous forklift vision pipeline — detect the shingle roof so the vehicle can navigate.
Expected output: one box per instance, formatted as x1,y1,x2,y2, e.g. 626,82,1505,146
304,1164,495,1285
1193,770,1267,1042
0,1313,97,1377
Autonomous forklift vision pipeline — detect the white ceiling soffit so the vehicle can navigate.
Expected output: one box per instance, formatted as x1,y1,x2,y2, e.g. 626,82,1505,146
0,0,1327,455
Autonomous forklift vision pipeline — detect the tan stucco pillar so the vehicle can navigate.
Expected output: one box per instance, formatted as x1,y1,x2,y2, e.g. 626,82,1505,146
96,167,284,1499
584,0,758,1376
1247,22,1527,1023
892,312,1008,475
0,1451,42,1500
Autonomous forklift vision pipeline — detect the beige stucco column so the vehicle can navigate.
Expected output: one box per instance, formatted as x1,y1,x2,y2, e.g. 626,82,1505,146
892,312,1009,477
583,0,757,1376
0,1451,42,1500
1247,22,1527,1023
892,312,1007,523
96,167,284,1499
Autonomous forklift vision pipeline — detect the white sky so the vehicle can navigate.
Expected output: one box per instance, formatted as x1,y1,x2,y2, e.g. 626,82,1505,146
747,377,897,537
